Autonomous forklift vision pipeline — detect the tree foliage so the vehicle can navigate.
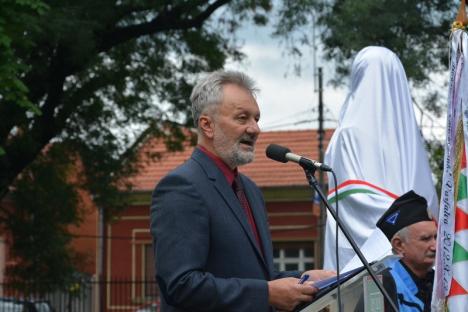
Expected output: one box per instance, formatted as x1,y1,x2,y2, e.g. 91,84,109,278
0,0,273,286
318,0,453,85
0,0,459,286
274,0,456,187
0,0,49,156
5,144,83,291
275,1,455,110
316,0,454,184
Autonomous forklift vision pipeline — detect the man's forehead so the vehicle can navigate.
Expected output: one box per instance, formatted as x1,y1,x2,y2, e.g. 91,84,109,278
220,86,258,110
221,83,255,99
408,220,437,235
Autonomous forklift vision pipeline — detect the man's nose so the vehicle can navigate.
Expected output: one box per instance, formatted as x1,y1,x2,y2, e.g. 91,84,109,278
246,119,260,135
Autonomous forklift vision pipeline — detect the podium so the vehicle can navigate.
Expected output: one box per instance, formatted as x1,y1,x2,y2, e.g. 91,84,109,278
296,256,396,312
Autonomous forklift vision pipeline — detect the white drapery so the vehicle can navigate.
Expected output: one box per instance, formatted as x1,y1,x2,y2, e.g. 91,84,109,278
323,46,438,271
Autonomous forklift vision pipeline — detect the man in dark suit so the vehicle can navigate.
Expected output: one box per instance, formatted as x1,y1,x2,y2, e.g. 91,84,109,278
150,70,334,312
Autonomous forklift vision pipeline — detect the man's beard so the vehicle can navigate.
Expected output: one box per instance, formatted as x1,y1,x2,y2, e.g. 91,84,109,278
213,127,256,168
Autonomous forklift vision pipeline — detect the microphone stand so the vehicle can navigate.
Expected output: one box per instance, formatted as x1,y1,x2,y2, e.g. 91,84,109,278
302,167,398,312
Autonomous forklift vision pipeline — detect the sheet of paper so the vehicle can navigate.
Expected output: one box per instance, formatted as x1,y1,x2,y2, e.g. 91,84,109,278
342,229,392,272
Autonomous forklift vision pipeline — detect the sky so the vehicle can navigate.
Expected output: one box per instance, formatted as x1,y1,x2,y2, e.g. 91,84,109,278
224,22,347,132
223,21,447,141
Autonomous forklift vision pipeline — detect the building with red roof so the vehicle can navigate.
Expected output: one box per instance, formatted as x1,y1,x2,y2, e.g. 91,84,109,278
100,128,334,310
0,128,334,311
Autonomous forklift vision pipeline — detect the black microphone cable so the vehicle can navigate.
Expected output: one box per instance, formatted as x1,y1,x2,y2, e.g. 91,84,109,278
331,169,342,312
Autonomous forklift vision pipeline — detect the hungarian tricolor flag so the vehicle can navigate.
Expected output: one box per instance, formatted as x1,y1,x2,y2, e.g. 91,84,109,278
432,17,468,311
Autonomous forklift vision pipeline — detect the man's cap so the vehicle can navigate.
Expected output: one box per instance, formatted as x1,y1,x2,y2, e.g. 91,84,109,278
376,190,431,240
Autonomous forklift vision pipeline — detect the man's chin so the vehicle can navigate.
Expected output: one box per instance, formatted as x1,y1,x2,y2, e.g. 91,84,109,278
424,259,436,268
235,152,254,166
240,143,255,152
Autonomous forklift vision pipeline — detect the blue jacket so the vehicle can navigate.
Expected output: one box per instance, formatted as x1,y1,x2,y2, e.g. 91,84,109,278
386,259,433,312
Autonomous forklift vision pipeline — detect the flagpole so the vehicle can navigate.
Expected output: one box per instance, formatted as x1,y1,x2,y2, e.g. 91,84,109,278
432,2,468,310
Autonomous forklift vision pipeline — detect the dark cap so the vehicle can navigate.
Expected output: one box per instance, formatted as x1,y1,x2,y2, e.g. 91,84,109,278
376,190,431,240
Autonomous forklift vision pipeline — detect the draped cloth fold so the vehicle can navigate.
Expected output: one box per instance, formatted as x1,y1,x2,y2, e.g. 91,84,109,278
323,46,438,271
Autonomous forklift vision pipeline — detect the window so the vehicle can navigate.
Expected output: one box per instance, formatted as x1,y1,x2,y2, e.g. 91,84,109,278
144,244,156,281
273,242,315,271
143,244,159,298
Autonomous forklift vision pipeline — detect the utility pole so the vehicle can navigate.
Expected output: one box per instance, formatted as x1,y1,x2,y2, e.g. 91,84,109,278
316,67,326,269
97,204,105,312
310,11,325,270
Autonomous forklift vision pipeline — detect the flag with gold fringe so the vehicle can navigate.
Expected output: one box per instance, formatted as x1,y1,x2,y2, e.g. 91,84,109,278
431,16,468,311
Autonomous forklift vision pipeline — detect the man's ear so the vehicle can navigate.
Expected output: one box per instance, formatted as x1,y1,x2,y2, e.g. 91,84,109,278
199,114,214,139
391,236,404,255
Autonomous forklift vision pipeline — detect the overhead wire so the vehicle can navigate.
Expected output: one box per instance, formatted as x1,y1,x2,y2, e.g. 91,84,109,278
261,101,338,131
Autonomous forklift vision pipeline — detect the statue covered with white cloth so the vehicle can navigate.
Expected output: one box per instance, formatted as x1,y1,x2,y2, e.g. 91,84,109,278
323,46,438,271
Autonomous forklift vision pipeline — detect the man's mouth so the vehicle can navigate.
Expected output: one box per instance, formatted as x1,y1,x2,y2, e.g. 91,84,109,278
239,137,256,147
426,252,436,258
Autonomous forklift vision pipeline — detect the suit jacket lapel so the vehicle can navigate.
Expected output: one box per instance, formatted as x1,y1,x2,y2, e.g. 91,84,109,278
192,149,268,269
213,180,263,256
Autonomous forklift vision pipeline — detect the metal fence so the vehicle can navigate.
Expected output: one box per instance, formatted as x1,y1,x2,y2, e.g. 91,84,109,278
0,279,159,312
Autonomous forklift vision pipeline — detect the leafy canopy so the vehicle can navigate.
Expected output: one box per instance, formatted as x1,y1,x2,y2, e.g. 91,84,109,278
0,0,273,288
319,0,452,86
0,0,457,287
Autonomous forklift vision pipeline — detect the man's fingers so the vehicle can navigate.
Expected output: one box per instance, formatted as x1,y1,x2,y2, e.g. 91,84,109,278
298,283,318,295
298,294,314,302
304,281,318,291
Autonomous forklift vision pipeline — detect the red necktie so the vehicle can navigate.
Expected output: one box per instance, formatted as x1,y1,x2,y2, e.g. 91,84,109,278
233,175,263,253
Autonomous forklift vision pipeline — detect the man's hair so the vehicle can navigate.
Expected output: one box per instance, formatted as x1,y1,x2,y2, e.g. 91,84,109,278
391,226,410,254
190,70,258,128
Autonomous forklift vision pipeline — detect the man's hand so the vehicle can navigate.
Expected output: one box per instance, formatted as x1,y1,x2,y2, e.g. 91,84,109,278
302,269,336,282
267,277,317,312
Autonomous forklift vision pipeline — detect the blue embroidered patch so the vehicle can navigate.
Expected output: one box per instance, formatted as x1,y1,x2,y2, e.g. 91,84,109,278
385,211,399,225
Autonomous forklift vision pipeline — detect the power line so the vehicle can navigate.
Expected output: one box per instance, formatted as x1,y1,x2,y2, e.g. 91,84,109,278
264,108,317,127
262,118,338,131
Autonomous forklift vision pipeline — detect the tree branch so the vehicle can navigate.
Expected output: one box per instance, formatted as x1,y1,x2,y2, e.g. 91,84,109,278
98,0,231,52
0,48,67,200
0,0,233,201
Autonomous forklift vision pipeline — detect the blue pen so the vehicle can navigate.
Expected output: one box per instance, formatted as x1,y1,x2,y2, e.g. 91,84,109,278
298,274,309,284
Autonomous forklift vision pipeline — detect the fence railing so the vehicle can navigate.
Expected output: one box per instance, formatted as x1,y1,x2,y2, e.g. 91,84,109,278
0,279,159,312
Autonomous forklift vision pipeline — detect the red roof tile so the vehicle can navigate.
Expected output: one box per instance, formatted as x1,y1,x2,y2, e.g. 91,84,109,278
130,129,334,191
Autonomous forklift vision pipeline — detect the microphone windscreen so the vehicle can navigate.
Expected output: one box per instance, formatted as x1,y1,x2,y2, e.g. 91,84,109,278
266,144,290,163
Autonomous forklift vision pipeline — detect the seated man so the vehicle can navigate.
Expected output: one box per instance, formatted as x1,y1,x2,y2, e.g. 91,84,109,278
376,190,437,312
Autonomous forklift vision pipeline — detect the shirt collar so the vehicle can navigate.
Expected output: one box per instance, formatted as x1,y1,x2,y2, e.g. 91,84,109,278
400,260,434,284
198,145,237,185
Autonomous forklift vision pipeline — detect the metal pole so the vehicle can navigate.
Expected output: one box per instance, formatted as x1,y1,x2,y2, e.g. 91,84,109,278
97,205,105,312
312,13,318,93
304,169,398,312
316,67,326,269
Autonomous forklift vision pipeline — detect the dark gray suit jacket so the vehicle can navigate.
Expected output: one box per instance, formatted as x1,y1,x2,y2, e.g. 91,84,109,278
150,148,300,312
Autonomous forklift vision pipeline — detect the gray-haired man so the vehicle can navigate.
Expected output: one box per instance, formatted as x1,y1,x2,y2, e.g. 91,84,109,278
150,70,334,312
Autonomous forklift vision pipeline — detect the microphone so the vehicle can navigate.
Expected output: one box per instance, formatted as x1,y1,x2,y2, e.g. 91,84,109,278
265,144,332,172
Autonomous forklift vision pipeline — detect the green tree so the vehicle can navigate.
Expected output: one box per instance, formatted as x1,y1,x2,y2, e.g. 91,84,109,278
0,0,274,288
0,0,48,156
275,0,453,86
317,0,454,186
0,0,458,288
318,0,453,85
5,144,83,291
0,0,271,202
274,0,456,187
